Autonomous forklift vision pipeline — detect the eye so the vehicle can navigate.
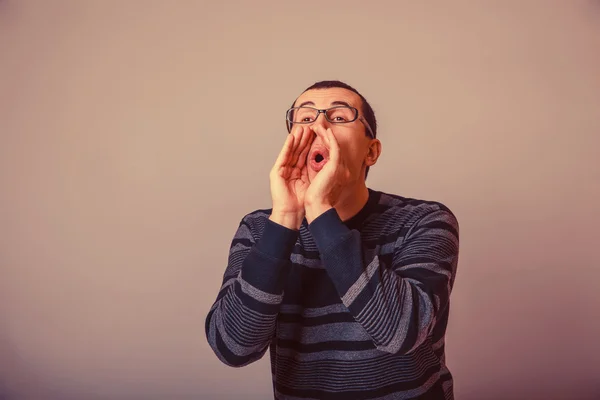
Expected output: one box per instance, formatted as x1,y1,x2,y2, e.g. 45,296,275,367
294,107,316,123
327,107,354,122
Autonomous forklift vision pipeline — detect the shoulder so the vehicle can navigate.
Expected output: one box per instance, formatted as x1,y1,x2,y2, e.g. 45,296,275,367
236,207,273,239
373,189,459,235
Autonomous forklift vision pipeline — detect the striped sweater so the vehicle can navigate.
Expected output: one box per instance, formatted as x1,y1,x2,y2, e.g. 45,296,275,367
206,188,460,399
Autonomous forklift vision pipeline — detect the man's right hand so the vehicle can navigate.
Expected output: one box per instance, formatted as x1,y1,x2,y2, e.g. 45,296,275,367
269,125,315,230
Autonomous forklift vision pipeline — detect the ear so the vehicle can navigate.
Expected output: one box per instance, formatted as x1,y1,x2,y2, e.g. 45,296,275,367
364,139,382,167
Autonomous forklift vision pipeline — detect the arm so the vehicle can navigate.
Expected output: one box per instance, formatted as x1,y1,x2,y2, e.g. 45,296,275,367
205,214,298,367
308,206,459,355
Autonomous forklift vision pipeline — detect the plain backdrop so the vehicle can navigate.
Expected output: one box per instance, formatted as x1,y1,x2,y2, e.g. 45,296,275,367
1,1,599,399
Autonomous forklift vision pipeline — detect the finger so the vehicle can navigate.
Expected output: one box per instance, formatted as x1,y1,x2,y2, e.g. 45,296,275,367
274,133,295,168
299,123,314,151
289,125,306,167
297,125,315,163
325,127,340,163
297,131,314,168
293,124,315,167
284,124,303,167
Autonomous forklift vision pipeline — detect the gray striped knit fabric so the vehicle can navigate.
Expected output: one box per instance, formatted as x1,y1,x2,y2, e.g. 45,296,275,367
206,188,460,399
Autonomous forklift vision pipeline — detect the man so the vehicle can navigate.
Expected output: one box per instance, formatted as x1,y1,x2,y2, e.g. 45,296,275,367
205,80,460,399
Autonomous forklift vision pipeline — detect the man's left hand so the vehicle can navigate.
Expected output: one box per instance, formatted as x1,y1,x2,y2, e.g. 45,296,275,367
304,125,351,223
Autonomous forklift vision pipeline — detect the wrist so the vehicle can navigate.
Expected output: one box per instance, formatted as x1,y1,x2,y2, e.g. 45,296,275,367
305,203,333,224
269,210,304,230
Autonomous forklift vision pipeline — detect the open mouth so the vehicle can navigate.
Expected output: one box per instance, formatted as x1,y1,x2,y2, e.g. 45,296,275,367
308,148,329,172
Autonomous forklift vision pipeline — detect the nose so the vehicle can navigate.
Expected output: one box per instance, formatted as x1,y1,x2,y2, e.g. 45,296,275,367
310,110,332,132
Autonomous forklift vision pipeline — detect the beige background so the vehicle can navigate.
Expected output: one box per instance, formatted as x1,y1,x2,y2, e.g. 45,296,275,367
1,1,599,399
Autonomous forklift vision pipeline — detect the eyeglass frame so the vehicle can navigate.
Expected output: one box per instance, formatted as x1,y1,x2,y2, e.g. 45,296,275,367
285,106,375,138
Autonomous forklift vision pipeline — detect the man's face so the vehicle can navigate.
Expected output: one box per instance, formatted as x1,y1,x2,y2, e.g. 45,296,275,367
292,87,378,184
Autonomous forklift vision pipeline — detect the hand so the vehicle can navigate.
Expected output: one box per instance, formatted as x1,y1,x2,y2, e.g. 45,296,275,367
304,125,351,223
269,125,315,230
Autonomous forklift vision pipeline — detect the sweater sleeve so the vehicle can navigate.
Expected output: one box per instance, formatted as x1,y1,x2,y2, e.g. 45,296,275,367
205,214,298,367
309,206,459,355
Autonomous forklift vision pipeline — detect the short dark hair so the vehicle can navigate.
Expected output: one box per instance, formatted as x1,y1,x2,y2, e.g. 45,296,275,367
288,80,378,180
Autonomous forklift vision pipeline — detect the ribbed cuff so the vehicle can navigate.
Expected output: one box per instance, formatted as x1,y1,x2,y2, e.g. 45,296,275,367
240,218,298,294
308,208,351,253
254,218,299,260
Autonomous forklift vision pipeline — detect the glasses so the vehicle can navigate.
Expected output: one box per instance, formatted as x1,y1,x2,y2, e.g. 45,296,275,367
286,106,375,138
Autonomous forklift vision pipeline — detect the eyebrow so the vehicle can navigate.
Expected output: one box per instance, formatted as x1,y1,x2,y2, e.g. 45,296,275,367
296,100,353,108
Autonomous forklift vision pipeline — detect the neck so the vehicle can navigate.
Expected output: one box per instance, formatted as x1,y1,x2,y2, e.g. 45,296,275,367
333,182,370,222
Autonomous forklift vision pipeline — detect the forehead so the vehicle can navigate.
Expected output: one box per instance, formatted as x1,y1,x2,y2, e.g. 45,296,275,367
294,87,362,109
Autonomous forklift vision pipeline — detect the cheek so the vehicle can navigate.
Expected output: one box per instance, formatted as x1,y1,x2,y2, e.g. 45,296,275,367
340,144,365,172
333,134,366,171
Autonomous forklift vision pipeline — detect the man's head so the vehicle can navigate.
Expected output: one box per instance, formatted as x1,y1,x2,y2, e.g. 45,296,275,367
287,80,381,182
